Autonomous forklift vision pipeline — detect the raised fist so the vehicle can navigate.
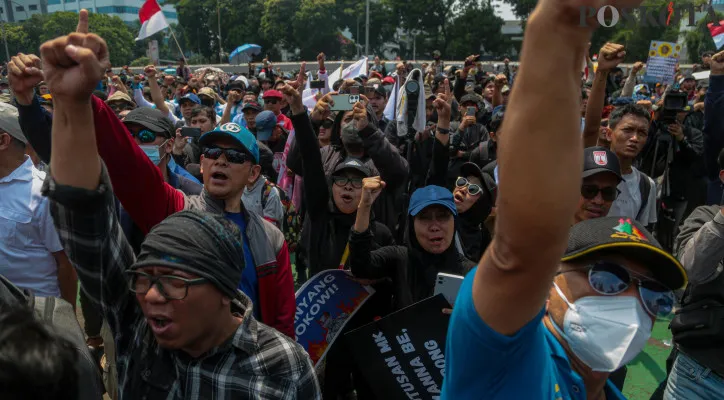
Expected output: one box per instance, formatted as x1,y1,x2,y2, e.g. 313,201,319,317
40,33,109,102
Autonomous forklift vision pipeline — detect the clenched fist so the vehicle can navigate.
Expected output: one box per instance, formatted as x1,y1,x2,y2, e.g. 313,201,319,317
8,53,43,105
40,33,109,103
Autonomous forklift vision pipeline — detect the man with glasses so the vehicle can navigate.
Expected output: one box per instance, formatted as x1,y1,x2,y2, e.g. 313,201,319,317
442,0,687,398
261,89,293,131
574,146,623,224
22,33,295,339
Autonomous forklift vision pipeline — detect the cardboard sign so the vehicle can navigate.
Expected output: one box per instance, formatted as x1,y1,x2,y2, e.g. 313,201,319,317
294,270,375,367
346,295,450,400
644,41,681,85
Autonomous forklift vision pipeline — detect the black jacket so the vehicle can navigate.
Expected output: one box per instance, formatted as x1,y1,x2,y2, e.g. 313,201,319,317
447,120,489,186
428,136,493,262
290,111,394,275
349,215,475,311
286,105,409,232
638,121,704,199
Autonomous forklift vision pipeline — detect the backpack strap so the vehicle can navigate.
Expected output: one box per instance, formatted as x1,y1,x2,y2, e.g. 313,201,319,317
637,171,652,221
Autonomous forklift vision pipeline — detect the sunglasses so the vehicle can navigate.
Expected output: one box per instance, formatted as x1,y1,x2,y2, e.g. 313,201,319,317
581,184,620,202
202,147,251,164
455,177,483,196
133,129,160,144
332,176,363,189
110,103,134,113
584,261,674,317
265,99,279,105
322,120,334,129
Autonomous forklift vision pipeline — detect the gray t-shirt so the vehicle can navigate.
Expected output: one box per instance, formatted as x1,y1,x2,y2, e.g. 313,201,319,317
242,177,284,229
608,167,657,225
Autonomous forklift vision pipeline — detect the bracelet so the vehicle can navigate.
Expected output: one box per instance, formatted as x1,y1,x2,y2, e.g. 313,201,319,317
436,127,450,135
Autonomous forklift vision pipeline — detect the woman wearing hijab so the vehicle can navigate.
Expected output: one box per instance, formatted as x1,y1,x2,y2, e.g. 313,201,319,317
348,87,475,311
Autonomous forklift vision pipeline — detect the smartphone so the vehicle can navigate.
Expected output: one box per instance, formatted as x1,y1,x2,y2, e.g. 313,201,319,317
434,273,464,306
330,94,359,111
181,127,202,139
466,106,476,116
310,80,325,89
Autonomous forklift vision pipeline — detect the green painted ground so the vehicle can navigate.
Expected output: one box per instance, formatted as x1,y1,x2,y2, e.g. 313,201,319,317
623,316,673,400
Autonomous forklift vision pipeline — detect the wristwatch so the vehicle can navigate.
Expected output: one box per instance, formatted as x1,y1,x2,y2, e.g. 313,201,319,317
436,127,450,135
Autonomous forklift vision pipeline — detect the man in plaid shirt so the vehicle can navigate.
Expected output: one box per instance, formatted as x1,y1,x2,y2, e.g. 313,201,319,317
38,31,320,399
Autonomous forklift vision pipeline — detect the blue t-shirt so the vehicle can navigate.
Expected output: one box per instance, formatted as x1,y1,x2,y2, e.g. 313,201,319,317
224,212,260,319
442,267,626,400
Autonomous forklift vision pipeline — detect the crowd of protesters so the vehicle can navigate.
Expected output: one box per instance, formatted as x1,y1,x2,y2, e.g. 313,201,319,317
4,1,724,398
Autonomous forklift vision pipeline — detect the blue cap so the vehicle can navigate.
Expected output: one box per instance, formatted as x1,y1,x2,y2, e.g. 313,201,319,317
179,93,201,105
199,123,260,163
255,110,279,141
408,185,457,217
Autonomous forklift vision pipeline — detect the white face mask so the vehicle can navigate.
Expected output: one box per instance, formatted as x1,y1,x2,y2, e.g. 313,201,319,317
550,283,652,372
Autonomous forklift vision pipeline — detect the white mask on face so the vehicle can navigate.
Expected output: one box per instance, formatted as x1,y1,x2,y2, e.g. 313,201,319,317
550,283,652,372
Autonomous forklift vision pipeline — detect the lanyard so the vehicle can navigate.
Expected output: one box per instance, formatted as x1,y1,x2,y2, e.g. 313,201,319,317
338,244,350,270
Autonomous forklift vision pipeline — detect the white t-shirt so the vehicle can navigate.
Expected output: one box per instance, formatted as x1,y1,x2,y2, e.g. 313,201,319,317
608,167,657,225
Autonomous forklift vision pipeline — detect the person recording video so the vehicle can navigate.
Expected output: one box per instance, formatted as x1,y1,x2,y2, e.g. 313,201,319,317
638,91,704,251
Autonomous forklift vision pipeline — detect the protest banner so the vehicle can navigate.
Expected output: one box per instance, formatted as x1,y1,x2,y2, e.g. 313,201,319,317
295,270,375,367
644,41,681,85
346,294,450,400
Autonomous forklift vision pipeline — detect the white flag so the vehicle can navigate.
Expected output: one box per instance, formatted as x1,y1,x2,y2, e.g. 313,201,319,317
396,69,426,137
383,76,399,121
341,57,368,80
327,65,342,92
136,0,170,41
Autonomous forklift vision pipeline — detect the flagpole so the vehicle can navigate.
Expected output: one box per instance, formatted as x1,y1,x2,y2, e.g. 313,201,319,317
167,26,187,64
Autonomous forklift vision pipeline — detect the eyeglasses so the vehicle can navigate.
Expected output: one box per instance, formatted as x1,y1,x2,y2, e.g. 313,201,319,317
265,99,279,105
322,120,334,129
332,176,363,189
202,146,251,164
584,261,674,317
455,177,483,196
125,270,208,300
133,129,160,144
581,184,620,202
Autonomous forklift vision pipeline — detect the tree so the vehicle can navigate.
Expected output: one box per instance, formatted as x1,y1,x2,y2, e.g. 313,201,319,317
260,0,300,57
683,11,724,63
292,0,343,59
447,4,511,59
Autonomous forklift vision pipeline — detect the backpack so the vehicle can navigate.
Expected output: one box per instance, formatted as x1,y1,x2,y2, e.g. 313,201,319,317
260,178,303,252
0,274,104,399
637,170,652,221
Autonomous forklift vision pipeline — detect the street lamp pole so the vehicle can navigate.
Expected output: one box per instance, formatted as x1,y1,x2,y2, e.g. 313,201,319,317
1,21,8,63
217,0,223,63
364,0,369,58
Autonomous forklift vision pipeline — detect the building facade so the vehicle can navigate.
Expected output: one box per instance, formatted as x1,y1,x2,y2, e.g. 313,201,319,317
1,0,177,24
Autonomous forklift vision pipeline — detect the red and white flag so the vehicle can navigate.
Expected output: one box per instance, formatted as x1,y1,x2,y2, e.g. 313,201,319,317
136,0,169,41
709,21,724,50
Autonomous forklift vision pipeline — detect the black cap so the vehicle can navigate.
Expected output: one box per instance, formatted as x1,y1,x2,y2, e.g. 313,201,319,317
583,146,623,182
123,108,175,138
460,93,482,106
460,162,483,181
227,80,246,92
563,217,687,290
365,83,387,98
333,157,371,177
241,101,263,112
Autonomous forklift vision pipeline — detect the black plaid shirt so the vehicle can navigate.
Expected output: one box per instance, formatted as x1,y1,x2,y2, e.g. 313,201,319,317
44,165,320,399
